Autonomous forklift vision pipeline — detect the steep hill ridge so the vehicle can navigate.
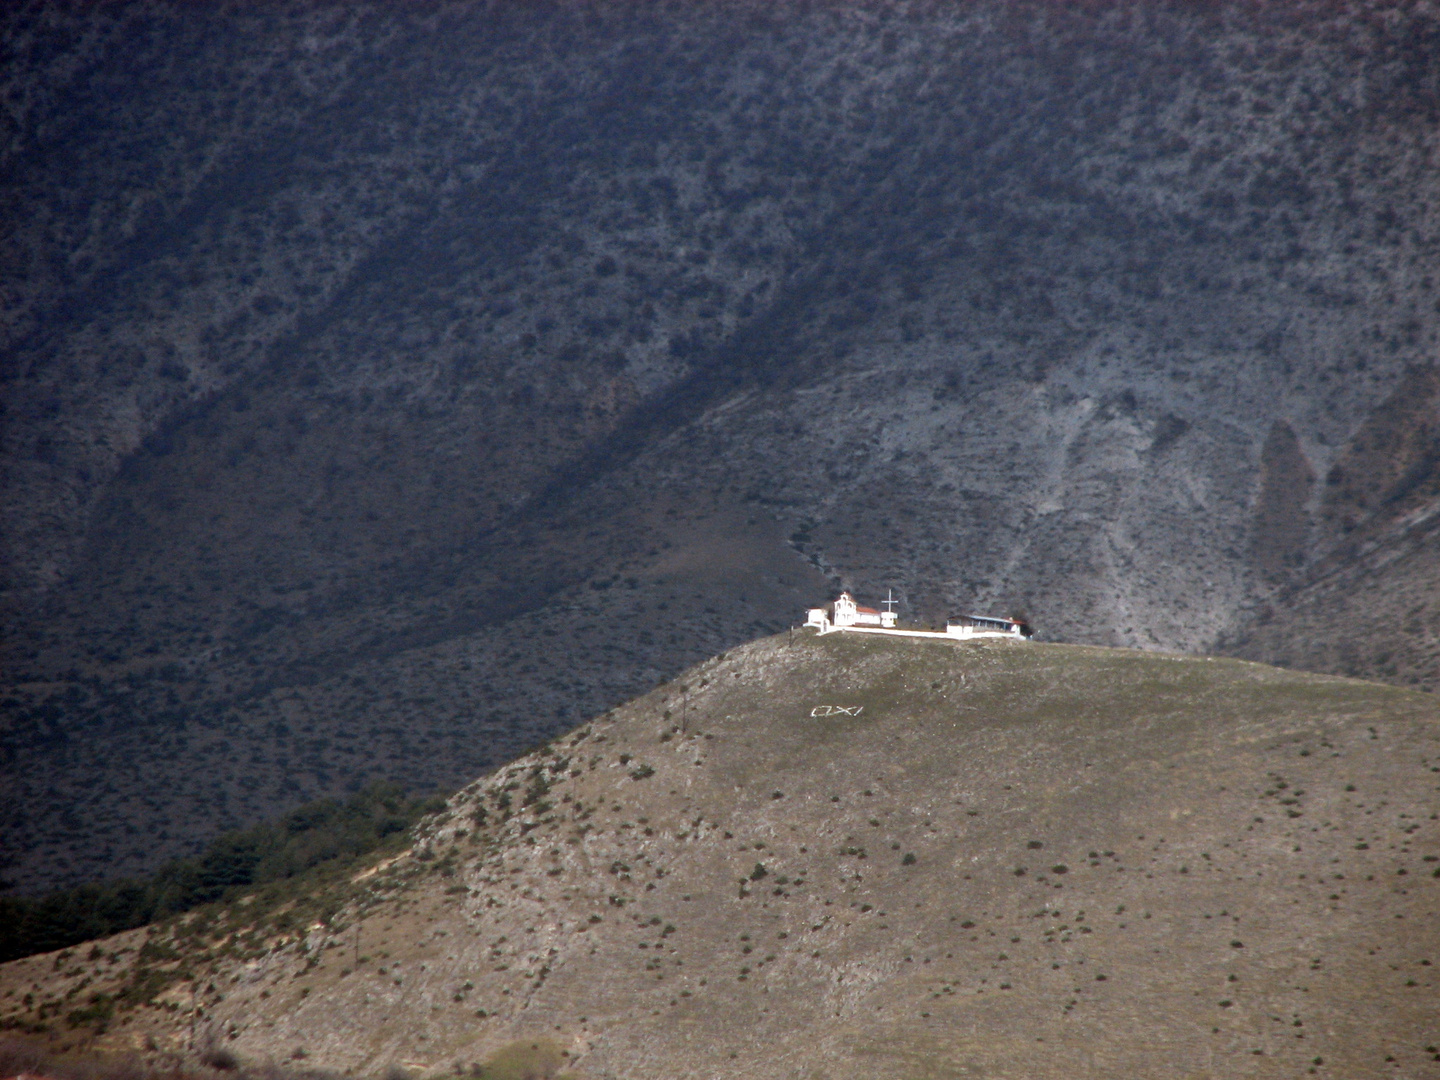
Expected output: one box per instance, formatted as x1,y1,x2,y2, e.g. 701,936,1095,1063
5,0,1440,893
5,634,1437,1079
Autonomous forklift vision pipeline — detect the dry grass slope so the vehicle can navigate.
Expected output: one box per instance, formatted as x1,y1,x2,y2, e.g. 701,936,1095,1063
4,634,1438,1079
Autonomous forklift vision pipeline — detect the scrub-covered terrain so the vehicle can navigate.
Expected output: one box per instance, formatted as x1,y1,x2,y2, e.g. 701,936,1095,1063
4,633,1437,1079
3,0,1440,892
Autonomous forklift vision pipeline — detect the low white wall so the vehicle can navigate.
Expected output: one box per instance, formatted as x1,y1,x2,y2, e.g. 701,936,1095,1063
811,625,1026,641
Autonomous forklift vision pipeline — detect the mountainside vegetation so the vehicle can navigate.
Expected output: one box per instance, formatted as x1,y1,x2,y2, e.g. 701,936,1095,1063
3,0,1440,895
3,634,1436,1078
0,783,445,964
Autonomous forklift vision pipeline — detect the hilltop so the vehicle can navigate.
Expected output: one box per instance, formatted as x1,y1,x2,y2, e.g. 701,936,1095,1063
4,0,1440,894
4,634,1437,1079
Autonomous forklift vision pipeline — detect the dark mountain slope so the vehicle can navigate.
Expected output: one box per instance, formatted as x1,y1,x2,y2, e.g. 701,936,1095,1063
3,0,1440,892
1226,362,1440,685
3,635,1437,1079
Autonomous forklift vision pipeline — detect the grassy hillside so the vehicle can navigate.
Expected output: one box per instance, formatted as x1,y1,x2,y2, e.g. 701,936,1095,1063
5,0,1440,897
4,633,1436,1078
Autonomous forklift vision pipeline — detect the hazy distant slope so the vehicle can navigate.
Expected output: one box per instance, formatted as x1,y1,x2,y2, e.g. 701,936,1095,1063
4,634,1436,1079
3,0,1440,893
1225,364,1440,689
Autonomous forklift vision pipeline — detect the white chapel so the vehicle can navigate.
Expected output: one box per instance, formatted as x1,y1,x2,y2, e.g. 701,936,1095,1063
809,591,897,630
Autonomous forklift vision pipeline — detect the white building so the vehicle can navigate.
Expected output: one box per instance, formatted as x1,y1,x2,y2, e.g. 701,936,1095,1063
805,593,1033,642
945,614,1030,639
834,591,896,628
805,591,896,631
